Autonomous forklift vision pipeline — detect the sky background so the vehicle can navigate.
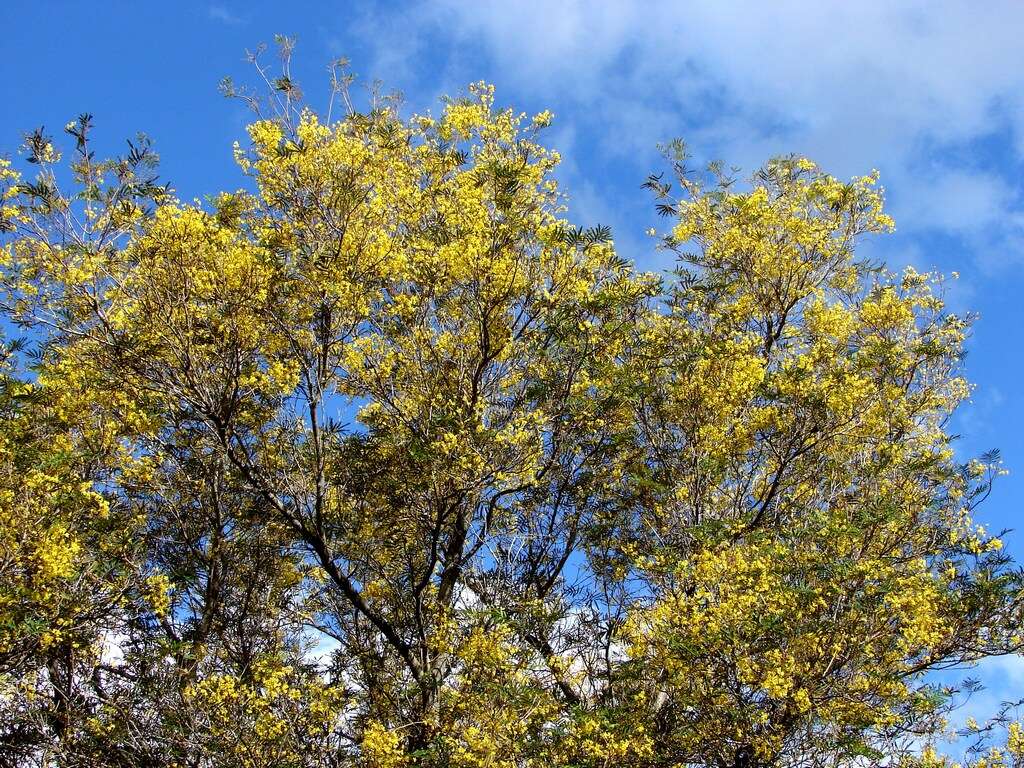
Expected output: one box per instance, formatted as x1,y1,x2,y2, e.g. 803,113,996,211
3,0,1023,740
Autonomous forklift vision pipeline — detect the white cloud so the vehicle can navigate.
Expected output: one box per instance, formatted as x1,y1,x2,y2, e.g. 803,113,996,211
208,4,244,25
899,171,1015,234
353,0,1024,265
943,655,1024,741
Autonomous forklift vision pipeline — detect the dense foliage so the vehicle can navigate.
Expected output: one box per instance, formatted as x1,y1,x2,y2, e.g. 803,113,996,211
1,52,1022,768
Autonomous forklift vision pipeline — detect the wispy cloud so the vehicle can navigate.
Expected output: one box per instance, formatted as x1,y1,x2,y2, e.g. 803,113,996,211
347,1,1024,269
208,4,244,25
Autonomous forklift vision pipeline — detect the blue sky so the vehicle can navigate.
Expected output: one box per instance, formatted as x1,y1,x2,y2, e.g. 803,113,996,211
3,0,1023,737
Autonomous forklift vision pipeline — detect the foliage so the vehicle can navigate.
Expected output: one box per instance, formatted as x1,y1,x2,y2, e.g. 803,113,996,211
0,44,1021,768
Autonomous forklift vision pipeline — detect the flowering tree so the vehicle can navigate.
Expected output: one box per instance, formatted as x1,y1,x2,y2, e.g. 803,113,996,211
0,46,1022,768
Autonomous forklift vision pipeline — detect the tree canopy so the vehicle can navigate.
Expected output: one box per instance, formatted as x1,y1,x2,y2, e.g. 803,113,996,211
1,48,1022,768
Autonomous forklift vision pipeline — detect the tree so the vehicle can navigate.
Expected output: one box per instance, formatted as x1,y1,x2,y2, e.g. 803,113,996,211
0,46,1021,768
